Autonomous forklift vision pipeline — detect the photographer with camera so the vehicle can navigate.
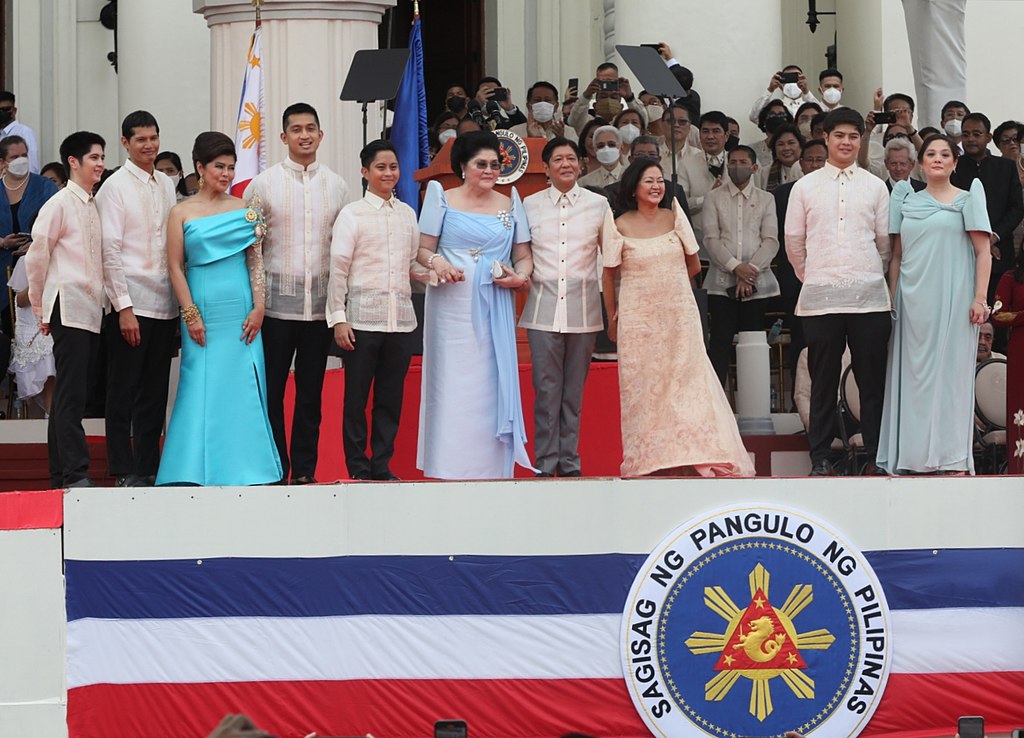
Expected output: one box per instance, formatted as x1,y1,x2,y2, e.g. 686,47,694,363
748,65,819,124
566,62,646,136
472,77,525,130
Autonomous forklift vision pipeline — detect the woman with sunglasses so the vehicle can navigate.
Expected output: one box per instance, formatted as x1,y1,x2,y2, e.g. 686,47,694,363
415,130,535,479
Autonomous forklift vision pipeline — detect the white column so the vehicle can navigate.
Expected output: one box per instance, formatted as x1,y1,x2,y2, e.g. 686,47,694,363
116,0,212,167
194,0,395,190
899,0,967,129
608,0,782,143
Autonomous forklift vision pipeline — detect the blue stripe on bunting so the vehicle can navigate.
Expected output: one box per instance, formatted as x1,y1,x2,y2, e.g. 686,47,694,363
65,548,1024,621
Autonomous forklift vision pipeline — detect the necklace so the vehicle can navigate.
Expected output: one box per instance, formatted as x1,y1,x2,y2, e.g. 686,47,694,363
2,174,27,192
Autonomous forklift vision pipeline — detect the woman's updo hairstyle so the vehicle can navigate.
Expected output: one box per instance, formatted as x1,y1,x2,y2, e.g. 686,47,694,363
450,129,501,178
192,131,236,172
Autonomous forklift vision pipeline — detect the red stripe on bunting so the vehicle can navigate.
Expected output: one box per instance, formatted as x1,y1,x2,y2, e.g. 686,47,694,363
863,671,1024,738
67,672,1024,738
0,488,62,530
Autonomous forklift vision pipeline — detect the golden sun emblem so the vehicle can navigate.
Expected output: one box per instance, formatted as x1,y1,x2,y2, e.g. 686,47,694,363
684,563,835,721
238,102,261,150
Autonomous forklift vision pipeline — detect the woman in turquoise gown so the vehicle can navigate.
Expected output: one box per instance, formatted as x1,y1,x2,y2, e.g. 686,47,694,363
878,134,993,475
415,130,535,479
156,132,282,486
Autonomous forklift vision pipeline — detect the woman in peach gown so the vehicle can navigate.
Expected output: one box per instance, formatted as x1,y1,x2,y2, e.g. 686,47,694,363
602,159,754,477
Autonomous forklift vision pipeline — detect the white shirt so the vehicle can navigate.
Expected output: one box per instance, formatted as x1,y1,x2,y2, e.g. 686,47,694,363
1,120,40,173
243,157,349,321
520,184,609,333
326,191,419,333
579,161,625,188
509,122,578,142
95,160,178,319
702,179,780,299
26,181,107,332
784,162,891,317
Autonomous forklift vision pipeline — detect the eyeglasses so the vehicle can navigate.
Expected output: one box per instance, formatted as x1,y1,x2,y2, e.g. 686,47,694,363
961,131,988,139
887,107,911,115
998,136,1020,146
471,160,501,171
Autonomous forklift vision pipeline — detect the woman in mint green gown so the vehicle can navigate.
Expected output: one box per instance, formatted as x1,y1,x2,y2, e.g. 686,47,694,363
156,132,282,486
878,135,992,475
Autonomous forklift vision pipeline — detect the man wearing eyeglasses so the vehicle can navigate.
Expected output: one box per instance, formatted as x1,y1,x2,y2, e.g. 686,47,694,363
952,112,1024,314
0,91,39,174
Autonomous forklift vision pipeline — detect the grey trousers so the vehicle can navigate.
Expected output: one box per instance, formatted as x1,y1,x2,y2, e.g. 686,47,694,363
528,329,597,475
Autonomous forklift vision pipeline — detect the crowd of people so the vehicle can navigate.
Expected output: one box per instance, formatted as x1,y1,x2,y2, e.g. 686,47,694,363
4,40,1023,484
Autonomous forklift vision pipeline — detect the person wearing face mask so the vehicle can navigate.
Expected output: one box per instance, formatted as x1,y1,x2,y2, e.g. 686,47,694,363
751,101,794,167
429,111,459,158
510,81,577,143
155,151,190,201
579,126,625,188
794,102,823,140
818,69,844,112
613,109,644,161
748,66,818,128
0,135,58,336
702,144,780,385
567,62,646,136
0,91,40,174
939,100,970,149
442,84,470,119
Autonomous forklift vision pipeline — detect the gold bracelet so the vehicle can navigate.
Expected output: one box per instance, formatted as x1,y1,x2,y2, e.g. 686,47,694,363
181,303,201,326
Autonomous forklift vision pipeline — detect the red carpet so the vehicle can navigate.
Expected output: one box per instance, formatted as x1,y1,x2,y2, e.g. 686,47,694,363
285,360,624,481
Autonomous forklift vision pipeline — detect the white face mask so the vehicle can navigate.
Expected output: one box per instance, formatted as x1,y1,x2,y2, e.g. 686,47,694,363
944,118,962,137
596,146,621,166
531,101,555,123
822,87,842,105
645,104,665,124
782,83,802,100
438,129,457,146
6,156,29,178
166,173,181,188
619,123,641,144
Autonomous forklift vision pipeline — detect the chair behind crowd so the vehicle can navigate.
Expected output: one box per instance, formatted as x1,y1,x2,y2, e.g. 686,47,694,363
974,358,1007,473
838,364,866,474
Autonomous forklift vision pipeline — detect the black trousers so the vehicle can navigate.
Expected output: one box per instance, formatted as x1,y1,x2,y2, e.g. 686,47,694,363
262,316,332,480
803,311,891,464
48,299,100,486
103,311,177,478
342,329,413,479
707,294,769,386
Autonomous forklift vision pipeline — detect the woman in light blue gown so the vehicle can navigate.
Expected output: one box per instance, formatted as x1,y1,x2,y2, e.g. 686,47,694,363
156,132,282,486
415,130,535,479
878,134,992,475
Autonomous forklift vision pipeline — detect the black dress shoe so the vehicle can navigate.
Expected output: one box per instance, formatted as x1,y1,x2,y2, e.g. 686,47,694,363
535,471,554,478
291,475,318,485
560,470,583,477
349,473,372,481
133,475,156,487
862,463,888,477
67,478,96,488
372,471,401,481
809,460,835,476
115,475,136,487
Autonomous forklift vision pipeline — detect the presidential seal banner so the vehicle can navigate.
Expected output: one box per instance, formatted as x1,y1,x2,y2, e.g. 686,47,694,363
622,505,892,738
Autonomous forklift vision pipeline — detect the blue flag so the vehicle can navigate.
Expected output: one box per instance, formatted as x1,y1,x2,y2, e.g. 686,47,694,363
392,15,428,214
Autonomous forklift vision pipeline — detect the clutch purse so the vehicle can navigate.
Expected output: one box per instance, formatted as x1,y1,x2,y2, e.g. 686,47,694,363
491,260,507,279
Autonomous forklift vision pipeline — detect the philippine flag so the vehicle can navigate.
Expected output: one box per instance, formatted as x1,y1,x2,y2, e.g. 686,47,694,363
63,490,1024,738
230,25,265,198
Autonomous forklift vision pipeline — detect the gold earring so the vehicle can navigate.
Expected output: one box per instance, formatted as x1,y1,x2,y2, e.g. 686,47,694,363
198,176,205,189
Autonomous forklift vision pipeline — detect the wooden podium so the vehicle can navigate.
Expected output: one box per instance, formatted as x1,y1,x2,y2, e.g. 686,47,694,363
414,135,554,362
